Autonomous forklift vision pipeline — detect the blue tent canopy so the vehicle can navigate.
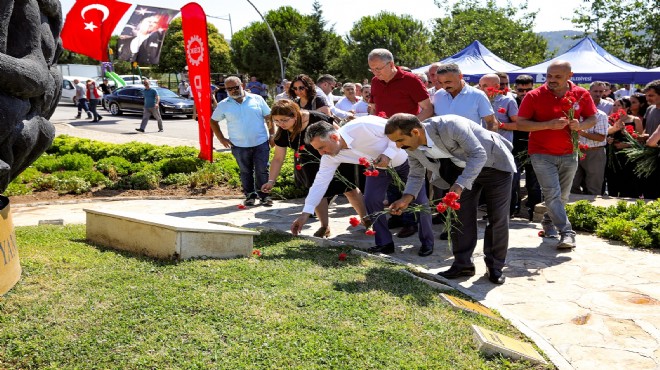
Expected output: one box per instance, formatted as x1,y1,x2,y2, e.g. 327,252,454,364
412,41,520,83
509,37,660,84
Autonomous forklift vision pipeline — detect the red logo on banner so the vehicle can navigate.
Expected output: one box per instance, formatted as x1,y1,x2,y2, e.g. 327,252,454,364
181,3,212,161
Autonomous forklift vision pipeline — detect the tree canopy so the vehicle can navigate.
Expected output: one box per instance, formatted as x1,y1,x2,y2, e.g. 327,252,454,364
155,18,234,74
340,12,436,81
431,0,548,67
571,0,659,68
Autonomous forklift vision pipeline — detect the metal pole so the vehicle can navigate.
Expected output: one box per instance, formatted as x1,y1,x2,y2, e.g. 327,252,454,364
245,0,285,82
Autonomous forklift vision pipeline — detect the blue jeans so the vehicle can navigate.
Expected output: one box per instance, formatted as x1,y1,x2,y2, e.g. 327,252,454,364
77,98,90,115
530,153,577,235
89,99,101,120
231,141,270,199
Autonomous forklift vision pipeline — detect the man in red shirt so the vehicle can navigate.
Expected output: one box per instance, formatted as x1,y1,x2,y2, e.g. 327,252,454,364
368,48,433,121
517,61,597,249
368,48,434,241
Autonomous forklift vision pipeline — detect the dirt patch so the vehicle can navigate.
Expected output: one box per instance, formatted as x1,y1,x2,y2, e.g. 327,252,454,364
9,185,244,205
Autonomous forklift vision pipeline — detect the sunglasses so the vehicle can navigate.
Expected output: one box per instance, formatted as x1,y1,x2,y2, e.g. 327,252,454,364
272,117,293,125
292,86,306,91
226,86,241,91
516,88,533,93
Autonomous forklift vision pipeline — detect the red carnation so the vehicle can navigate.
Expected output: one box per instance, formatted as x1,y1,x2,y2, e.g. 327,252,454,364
371,169,380,176
632,133,638,139
499,122,505,129
625,125,634,134
294,152,300,158
296,164,302,170
497,107,506,114
448,201,461,211
436,203,447,213
443,191,459,202
364,169,372,176
377,111,388,118
252,249,261,256
238,204,247,210
365,229,376,236
299,145,306,151
349,217,360,227
358,157,371,166
338,252,347,261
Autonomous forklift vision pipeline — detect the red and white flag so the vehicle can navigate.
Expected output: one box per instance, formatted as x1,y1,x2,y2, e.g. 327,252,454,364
61,0,132,61
181,2,212,161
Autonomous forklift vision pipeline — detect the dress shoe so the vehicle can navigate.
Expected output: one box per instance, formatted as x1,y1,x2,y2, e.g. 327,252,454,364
97,116,103,122
367,242,394,254
418,245,433,257
439,231,448,240
486,267,505,284
396,225,417,238
135,128,145,133
437,265,475,279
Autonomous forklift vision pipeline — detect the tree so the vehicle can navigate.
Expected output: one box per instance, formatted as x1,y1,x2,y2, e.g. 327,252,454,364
340,12,436,81
292,1,346,80
230,6,307,83
155,18,234,74
431,0,548,67
571,0,659,68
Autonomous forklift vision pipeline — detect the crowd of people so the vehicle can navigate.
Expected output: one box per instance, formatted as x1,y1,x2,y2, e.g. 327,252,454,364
208,47,660,285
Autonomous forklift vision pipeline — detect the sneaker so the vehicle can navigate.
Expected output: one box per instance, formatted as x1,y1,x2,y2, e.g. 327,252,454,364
74,115,81,119
557,233,576,249
97,116,103,122
158,129,163,132
244,197,256,206
541,219,558,238
135,128,144,133
260,196,273,206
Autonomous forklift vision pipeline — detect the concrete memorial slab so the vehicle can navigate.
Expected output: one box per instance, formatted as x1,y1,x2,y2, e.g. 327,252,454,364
0,197,20,296
440,293,500,320
472,325,547,364
85,209,258,260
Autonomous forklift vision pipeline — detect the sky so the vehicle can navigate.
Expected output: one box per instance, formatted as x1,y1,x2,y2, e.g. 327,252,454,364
58,0,580,40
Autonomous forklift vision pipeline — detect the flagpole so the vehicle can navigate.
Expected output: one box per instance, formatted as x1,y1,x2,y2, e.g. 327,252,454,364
244,0,285,82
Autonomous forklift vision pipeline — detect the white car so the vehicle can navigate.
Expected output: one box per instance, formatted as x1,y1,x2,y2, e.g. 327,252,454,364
118,74,158,86
60,76,89,105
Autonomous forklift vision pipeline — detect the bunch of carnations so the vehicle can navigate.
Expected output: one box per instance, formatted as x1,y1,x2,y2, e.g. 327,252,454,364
349,216,376,236
358,157,405,191
578,143,589,161
608,109,628,125
435,191,461,249
621,126,659,178
559,91,584,159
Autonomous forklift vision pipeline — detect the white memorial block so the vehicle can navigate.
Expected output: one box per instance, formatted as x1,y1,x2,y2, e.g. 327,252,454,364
472,325,547,364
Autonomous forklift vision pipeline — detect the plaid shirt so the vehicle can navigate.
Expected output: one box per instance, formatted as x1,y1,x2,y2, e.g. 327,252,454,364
579,110,608,148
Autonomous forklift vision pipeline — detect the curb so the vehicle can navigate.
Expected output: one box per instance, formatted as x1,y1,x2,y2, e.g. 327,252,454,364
10,195,243,208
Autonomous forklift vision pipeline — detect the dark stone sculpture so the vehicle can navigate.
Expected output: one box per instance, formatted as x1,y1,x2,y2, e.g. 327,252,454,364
0,0,62,193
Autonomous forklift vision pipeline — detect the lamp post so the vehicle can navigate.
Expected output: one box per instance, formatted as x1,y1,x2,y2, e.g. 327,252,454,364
245,0,285,82
207,13,234,39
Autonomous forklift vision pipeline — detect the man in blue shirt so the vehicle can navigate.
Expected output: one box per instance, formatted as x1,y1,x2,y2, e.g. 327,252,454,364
136,79,163,133
432,63,498,131
211,76,274,206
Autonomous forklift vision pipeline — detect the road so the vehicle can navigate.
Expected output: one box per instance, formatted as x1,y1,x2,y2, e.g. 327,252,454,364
50,102,230,148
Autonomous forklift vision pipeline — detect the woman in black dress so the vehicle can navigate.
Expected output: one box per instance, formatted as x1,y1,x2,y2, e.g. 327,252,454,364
289,74,331,116
261,100,366,237
606,98,644,197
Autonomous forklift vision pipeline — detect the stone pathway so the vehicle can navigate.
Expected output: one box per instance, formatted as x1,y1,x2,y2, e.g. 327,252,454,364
9,196,660,370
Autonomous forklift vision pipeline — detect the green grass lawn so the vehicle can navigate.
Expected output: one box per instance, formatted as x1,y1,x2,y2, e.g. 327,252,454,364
0,225,553,369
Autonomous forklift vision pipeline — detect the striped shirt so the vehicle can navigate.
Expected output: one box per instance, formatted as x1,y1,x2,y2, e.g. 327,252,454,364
579,110,608,148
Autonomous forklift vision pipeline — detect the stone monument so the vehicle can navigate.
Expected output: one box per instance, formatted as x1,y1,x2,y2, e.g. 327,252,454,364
0,0,62,295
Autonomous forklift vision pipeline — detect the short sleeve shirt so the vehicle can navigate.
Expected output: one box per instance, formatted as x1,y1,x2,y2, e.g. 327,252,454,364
518,82,598,156
433,84,494,125
211,93,271,148
644,106,660,136
143,88,158,108
370,67,429,118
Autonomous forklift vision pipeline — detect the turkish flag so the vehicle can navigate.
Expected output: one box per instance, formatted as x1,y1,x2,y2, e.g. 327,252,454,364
62,0,132,61
181,3,212,161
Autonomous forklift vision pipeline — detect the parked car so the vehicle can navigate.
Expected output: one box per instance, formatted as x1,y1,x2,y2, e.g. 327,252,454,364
118,74,158,86
103,85,194,118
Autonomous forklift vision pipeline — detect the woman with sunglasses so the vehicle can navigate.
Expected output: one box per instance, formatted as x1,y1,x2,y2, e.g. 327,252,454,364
288,74,331,117
261,100,366,238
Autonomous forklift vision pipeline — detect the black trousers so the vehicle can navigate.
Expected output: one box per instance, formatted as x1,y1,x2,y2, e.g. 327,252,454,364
450,167,512,270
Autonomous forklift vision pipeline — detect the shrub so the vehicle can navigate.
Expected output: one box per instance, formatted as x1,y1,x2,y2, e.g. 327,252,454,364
53,177,92,194
58,153,95,171
158,157,204,177
96,156,133,177
125,170,160,190
162,173,191,186
4,182,32,196
33,154,62,173
12,167,42,184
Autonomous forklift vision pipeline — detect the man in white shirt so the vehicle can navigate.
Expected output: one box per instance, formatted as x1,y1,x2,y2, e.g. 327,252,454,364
290,116,435,257
571,109,608,195
614,83,636,100
335,83,360,113
274,80,291,102
317,74,352,120
352,84,371,116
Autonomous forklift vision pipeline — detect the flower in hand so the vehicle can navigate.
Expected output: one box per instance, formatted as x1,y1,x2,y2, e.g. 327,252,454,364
349,217,361,227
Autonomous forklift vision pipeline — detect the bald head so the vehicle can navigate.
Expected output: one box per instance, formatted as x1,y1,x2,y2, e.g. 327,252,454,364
479,74,500,85
548,60,572,73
